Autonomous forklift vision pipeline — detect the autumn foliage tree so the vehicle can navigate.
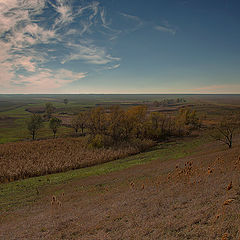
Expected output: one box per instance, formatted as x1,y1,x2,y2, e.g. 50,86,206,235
107,105,125,142
87,107,107,136
128,105,148,139
72,105,201,148
175,108,200,136
149,112,167,140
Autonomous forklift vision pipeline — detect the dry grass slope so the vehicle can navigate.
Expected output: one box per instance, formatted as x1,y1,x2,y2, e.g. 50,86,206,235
1,137,240,239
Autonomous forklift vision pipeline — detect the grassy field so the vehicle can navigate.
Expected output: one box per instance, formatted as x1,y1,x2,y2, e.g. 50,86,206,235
0,95,150,143
1,94,240,239
0,102,89,143
0,135,205,213
1,94,240,143
1,94,240,144
1,133,240,239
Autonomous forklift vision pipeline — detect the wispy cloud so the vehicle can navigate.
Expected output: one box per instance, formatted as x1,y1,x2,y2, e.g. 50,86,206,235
10,69,87,93
120,12,144,32
0,0,121,92
120,13,143,24
120,12,177,36
0,0,178,93
191,84,240,93
61,42,120,65
53,0,73,25
154,21,177,35
108,64,120,70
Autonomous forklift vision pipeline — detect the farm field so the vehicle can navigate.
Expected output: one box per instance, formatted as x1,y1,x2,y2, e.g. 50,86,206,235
1,94,240,144
0,132,240,239
0,137,155,183
0,94,240,239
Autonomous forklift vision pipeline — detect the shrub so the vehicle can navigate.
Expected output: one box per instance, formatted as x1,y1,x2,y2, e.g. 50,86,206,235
88,134,105,148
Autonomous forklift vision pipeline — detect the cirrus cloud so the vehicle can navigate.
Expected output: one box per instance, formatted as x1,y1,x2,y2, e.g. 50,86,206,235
0,0,121,93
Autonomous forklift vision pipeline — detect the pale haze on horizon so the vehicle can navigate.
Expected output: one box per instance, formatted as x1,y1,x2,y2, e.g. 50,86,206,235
0,0,240,94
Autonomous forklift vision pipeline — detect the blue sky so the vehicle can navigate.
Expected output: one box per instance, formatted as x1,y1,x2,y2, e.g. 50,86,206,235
0,0,240,93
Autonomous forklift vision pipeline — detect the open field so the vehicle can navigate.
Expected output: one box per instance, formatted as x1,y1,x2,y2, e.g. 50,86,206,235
0,136,204,213
0,134,240,239
1,94,240,239
1,94,240,144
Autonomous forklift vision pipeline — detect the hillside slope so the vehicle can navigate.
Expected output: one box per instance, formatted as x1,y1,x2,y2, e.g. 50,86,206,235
1,137,240,239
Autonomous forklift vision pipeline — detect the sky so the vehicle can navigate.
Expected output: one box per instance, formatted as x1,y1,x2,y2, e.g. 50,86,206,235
0,0,240,94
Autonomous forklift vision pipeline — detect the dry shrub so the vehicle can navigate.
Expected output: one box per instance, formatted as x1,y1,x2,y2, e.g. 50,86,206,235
223,199,234,206
170,161,195,182
129,138,155,152
222,233,229,240
227,181,232,191
129,181,135,189
208,167,213,174
234,156,240,170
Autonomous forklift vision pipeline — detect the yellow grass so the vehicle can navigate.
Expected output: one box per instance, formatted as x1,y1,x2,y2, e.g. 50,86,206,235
0,137,155,183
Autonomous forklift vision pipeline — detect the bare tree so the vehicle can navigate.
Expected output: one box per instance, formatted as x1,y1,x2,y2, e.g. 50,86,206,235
211,117,238,149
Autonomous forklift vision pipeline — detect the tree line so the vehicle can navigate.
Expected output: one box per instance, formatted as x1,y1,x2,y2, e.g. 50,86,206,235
26,103,201,146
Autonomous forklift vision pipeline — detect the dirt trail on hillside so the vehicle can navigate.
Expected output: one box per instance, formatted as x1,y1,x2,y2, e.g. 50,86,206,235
1,139,240,240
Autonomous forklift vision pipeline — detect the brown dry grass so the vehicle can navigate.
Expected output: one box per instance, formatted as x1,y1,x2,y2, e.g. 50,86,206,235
0,137,155,183
1,138,240,239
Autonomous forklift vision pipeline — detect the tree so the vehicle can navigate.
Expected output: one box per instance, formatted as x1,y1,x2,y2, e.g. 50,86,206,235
63,98,68,105
87,107,107,136
78,112,87,134
211,117,238,149
45,102,54,120
27,114,43,140
121,111,135,141
71,115,81,134
107,105,125,142
71,112,88,134
49,117,62,138
149,112,167,140
127,105,148,139
175,108,200,136
153,100,160,107
115,105,149,141
71,112,87,134
175,109,188,136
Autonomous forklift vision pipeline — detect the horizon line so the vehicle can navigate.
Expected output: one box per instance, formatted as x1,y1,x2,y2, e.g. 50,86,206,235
0,93,240,95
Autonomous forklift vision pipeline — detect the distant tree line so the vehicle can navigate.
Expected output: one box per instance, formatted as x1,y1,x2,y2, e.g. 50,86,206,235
152,98,186,107
70,105,201,147
26,103,201,144
24,98,240,149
